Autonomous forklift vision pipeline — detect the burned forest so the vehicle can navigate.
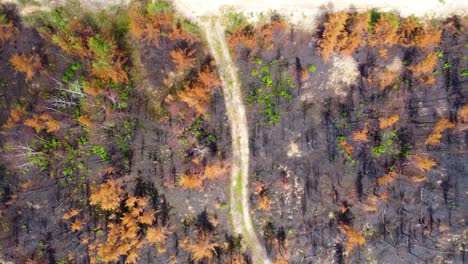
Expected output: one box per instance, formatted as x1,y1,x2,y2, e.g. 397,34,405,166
0,1,467,264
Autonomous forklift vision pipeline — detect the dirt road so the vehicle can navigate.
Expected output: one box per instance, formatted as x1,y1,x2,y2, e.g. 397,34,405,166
200,17,271,263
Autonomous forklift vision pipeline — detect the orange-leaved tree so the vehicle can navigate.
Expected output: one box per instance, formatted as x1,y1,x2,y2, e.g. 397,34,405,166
89,179,124,211
177,67,220,114
318,12,349,62
369,13,400,47
425,118,455,145
339,224,366,252
178,174,204,192
339,13,369,55
188,231,219,262
0,14,15,42
170,48,197,74
9,53,42,81
411,154,436,172
379,114,399,129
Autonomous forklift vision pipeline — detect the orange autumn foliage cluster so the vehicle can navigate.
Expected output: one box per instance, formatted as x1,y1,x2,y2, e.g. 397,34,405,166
399,17,441,49
48,20,93,58
9,53,42,81
78,115,93,128
369,14,400,47
89,179,124,211
179,174,204,191
260,19,287,47
338,139,353,156
179,160,230,191
340,13,370,56
459,104,468,122
228,25,258,51
273,255,289,264
146,226,169,244
44,17,127,84
377,70,399,89
177,67,220,114
408,52,438,75
318,12,349,62
352,122,369,142
412,154,436,172
2,108,26,129
62,208,81,221
377,171,398,186
379,114,400,129
128,6,178,47
409,175,428,183
203,160,230,180
258,194,272,211
339,224,366,252
24,114,61,133
170,48,197,74
82,80,106,96
87,184,167,263
186,231,219,262
425,118,455,145
318,12,442,61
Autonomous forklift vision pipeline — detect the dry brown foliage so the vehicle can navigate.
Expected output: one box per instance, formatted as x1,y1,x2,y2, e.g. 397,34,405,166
9,53,42,81
87,195,159,263
89,179,124,211
177,67,219,114
197,67,221,89
458,104,468,122
188,232,219,261
92,58,128,85
24,114,61,133
338,139,353,155
0,17,14,42
260,19,287,48
128,6,174,47
50,20,93,58
378,70,399,89
408,52,438,75
228,25,258,51
71,219,84,232
179,174,203,191
379,48,388,59
169,24,196,43
339,224,366,252
352,127,368,142
273,255,289,264
319,12,349,62
78,115,93,128
412,155,436,172
369,14,400,47
379,114,399,129
425,118,455,145
258,194,271,211
203,160,230,180
170,48,197,73
63,208,81,220
340,13,369,55
19,180,33,190
147,226,168,244
377,171,398,186
400,17,441,49
409,175,427,183
2,108,26,129
82,80,106,96
364,195,378,213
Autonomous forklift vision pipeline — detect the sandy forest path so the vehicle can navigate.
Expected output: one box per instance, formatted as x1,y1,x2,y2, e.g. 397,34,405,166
200,17,271,263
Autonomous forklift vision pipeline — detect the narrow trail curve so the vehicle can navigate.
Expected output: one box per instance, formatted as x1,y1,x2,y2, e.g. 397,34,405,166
201,17,271,264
